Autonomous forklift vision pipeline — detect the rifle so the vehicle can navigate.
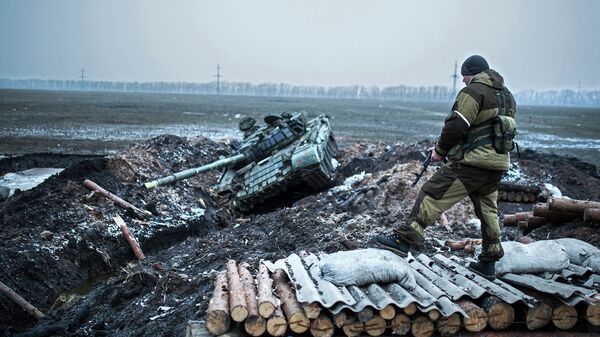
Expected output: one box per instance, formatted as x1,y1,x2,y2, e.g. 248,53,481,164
412,150,432,187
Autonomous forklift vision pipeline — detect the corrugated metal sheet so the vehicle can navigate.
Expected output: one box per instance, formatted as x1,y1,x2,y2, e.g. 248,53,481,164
263,249,600,318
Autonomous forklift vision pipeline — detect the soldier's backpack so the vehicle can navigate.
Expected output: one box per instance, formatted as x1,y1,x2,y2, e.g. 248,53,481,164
463,88,517,155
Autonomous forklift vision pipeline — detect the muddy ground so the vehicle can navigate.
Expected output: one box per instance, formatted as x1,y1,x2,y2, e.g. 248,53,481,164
1,136,599,337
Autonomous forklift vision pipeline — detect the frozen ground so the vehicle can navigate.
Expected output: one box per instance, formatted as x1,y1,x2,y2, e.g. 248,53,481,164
1,89,599,165
0,167,63,196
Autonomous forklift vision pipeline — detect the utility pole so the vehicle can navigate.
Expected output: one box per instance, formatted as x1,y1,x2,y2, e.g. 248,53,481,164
80,68,85,90
451,60,459,96
214,64,223,95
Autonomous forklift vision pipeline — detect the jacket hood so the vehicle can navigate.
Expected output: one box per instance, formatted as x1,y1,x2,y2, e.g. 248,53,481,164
472,69,505,90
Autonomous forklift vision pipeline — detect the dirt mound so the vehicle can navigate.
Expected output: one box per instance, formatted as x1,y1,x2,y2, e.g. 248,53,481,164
1,136,599,336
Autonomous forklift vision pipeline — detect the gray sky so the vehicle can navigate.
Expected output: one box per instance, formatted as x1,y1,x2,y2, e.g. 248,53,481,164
1,0,599,90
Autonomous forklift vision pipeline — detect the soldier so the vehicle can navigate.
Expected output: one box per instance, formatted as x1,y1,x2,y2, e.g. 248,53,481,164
374,55,517,278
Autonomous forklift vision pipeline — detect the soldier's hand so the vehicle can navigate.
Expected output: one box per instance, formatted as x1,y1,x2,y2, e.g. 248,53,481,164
428,147,444,162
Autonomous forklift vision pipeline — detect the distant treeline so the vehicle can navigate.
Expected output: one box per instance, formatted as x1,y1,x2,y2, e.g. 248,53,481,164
1,78,598,107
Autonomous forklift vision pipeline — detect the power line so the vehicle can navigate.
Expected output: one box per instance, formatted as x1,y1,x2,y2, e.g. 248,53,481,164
214,64,223,95
451,60,459,96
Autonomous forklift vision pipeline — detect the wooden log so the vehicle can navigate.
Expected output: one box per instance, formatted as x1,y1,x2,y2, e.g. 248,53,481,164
206,271,231,335
533,204,579,223
333,310,349,328
303,302,322,319
481,296,515,330
503,212,534,227
226,260,248,323
436,312,461,336
411,315,434,337
342,317,364,337
0,280,45,319
552,304,578,330
266,306,287,337
519,215,548,233
507,192,515,202
457,332,600,337
502,214,517,227
515,193,523,203
522,193,531,203
586,304,600,326
499,182,541,194
238,262,266,336
379,304,396,320
364,314,386,336
403,302,417,315
446,239,482,251
458,299,487,332
257,263,276,319
427,309,440,321
83,179,152,219
357,307,374,322
526,302,552,330
498,191,507,201
549,197,600,214
272,269,309,333
390,313,410,335
584,207,600,226
113,214,146,260
310,314,335,337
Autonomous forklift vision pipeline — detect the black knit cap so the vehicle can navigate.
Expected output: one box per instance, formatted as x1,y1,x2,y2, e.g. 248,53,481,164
461,55,489,76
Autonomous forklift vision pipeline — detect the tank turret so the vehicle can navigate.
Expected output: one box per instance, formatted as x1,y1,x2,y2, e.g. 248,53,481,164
144,111,338,212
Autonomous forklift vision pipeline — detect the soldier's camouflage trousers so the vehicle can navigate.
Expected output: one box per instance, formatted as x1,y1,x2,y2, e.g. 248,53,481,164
394,162,505,262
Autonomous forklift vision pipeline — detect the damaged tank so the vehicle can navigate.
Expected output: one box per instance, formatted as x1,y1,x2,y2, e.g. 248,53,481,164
144,111,338,212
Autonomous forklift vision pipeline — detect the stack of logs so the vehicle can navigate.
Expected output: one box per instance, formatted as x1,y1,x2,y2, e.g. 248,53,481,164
204,260,600,337
503,197,600,231
498,182,541,203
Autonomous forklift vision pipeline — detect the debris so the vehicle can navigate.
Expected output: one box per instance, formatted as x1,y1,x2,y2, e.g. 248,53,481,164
113,214,146,260
0,280,45,319
84,179,152,219
39,230,53,241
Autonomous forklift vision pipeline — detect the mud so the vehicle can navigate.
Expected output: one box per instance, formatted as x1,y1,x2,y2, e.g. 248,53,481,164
1,136,599,336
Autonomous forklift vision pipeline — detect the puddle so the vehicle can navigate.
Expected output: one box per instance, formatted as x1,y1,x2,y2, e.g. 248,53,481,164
0,167,64,196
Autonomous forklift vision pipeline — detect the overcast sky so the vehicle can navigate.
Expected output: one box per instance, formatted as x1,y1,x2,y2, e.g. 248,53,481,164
1,0,599,90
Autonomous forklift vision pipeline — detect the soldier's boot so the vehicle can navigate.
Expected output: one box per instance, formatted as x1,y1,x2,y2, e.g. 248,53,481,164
468,260,496,279
373,234,410,257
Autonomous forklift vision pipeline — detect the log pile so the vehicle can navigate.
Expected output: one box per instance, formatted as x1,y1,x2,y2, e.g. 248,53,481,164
202,260,600,337
498,182,541,203
502,197,600,230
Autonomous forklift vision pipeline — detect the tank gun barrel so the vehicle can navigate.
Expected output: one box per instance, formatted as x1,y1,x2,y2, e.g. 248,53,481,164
144,153,246,190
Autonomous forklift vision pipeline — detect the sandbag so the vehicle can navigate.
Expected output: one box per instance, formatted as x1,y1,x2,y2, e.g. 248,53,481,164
319,248,415,289
478,240,569,275
555,238,600,273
